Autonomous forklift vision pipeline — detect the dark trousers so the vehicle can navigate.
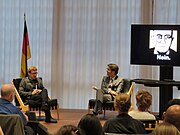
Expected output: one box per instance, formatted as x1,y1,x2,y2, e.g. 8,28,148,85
29,89,52,120
30,89,48,105
93,89,113,113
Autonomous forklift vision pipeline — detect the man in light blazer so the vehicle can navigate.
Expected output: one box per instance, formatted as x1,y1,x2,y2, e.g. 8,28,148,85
92,63,124,115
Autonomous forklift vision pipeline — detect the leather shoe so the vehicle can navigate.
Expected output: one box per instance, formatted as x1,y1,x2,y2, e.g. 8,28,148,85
42,103,49,111
45,118,57,123
25,111,37,121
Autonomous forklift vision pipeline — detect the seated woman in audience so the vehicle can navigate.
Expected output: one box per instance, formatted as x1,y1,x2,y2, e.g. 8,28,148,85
78,113,103,135
103,93,146,134
128,90,156,120
152,122,180,135
54,125,80,135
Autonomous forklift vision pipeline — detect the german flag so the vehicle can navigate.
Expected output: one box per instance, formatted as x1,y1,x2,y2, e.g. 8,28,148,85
20,14,31,78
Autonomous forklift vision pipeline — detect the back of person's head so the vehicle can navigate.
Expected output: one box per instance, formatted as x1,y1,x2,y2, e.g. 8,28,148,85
165,99,180,110
136,90,152,111
78,113,103,135
114,93,131,113
163,105,180,130
1,84,15,102
107,63,119,75
54,125,80,135
152,122,180,135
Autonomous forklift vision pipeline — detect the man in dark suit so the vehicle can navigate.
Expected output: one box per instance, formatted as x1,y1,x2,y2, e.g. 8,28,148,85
92,63,124,115
103,93,146,134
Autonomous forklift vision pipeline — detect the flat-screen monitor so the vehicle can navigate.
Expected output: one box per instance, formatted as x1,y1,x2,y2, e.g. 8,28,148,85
130,24,180,66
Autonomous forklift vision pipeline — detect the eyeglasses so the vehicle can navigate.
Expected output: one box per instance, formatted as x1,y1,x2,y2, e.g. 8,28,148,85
156,34,172,43
31,72,38,74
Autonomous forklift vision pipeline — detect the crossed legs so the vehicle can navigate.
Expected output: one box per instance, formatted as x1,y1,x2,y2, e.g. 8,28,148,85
93,89,112,115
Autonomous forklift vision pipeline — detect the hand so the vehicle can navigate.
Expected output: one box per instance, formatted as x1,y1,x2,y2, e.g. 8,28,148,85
92,86,98,90
32,89,42,95
109,90,118,96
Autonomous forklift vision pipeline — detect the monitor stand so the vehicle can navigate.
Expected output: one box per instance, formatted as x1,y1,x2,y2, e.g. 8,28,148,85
159,65,173,118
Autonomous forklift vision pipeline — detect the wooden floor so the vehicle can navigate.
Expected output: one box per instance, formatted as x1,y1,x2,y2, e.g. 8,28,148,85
39,109,118,134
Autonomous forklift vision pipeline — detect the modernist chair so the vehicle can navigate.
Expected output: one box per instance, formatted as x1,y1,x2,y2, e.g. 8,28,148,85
88,79,134,116
12,78,60,120
139,119,159,133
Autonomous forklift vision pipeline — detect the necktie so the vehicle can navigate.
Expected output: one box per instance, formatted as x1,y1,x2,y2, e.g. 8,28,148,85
109,78,113,88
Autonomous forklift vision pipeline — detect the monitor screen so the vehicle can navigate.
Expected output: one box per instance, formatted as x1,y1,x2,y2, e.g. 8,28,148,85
130,24,180,66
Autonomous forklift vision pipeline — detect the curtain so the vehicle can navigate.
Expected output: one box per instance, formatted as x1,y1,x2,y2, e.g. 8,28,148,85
52,0,148,109
0,0,53,94
0,0,180,112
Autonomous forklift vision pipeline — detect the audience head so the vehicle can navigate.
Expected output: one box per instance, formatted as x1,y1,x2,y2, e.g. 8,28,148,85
78,113,103,135
163,105,180,130
165,98,180,110
114,93,131,113
54,125,80,135
28,66,38,79
1,84,15,102
136,90,152,111
107,63,119,76
152,122,180,135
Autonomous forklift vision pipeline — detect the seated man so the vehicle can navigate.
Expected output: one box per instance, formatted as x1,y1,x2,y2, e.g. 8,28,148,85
92,63,124,115
163,104,180,131
0,84,35,135
165,98,180,110
19,66,57,123
103,93,146,134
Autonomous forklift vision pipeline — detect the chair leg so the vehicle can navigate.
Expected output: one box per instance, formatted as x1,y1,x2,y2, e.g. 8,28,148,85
56,104,60,120
39,110,41,117
88,103,90,113
103,108,106,116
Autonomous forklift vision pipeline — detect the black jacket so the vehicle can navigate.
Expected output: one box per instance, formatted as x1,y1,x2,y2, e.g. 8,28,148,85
103,113,146,134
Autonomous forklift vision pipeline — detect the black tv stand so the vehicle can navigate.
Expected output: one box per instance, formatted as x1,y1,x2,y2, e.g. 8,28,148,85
163,79,175,82
159,66,173,119
132,66,180,119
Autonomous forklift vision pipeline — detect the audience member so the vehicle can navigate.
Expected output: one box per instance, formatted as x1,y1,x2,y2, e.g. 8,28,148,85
93,63,124,115
163,105,180,130
162,98,180,121
19,66,57,123
165,98,180,110
78,113,103,135
0,84,35,135
0,127,4,135
54,125,80,135
103,93,146,134
152,122,180,135
128,90,156,120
